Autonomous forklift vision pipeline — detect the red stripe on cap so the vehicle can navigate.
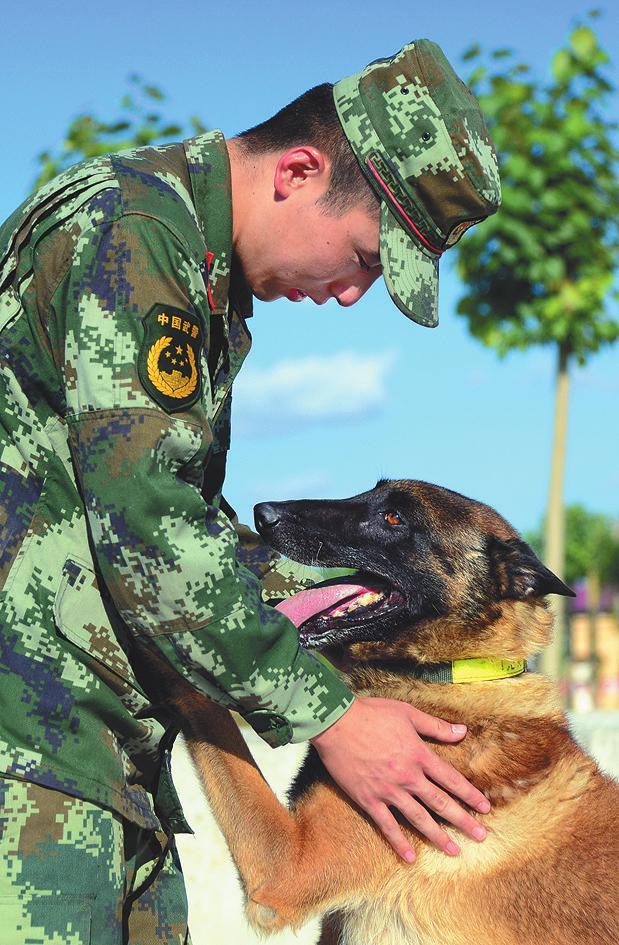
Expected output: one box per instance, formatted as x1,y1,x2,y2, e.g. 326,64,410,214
366,158,444,256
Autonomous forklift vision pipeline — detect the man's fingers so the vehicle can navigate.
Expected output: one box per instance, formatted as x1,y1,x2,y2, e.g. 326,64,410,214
408,710,491,814
367,803,416,863
422,750,491,816
311,696,491,863
392,792,461,855
411,778,487,843
409,706,468,742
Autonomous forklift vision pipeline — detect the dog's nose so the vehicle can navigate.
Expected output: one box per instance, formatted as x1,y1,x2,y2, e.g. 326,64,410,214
254,503,281,532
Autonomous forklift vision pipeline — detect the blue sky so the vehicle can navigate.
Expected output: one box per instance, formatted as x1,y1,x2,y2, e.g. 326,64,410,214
2,1,618,534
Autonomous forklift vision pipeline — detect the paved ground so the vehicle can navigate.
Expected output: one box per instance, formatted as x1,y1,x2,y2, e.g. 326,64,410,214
173,712,619,945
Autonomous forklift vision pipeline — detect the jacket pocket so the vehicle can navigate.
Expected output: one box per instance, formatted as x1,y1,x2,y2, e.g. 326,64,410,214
54,556,146,695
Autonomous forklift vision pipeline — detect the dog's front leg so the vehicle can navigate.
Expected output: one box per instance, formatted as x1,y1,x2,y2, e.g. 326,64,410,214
182,698,376,933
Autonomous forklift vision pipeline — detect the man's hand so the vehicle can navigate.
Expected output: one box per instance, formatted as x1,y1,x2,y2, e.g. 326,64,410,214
309,696,491,863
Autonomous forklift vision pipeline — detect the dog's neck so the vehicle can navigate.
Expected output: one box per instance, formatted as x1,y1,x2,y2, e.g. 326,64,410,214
321,598,553,670
318,599,586,809
318,597,562,743
340,655,528,685
345,665,583,809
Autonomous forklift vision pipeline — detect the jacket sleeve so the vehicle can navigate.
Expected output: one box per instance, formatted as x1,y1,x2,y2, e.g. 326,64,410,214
52,212,354,746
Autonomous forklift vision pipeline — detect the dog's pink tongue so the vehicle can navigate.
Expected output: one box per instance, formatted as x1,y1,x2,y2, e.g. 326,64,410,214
275,582,374,629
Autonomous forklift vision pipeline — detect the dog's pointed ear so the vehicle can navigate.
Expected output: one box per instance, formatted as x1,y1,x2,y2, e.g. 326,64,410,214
487,536,576,600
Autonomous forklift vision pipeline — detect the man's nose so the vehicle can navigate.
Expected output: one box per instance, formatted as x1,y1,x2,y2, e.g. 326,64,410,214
330,269,382,307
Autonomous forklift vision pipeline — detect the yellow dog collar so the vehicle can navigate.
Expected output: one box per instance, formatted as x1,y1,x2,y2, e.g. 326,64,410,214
314,653,527,684
414,658,527,684
451,658,527,683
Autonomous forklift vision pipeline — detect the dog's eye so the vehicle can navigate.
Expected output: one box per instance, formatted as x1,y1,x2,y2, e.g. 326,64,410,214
384,511,402,527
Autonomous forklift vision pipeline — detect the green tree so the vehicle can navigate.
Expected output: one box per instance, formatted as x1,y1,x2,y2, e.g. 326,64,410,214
456,15,619,679
527,506,619,589
34,75,206,189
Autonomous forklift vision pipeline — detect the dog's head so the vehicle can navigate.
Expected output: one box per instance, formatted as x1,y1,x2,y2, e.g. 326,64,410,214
255,479,575,663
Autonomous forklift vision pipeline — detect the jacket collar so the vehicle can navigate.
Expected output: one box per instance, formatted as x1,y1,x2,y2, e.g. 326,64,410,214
183,130,234,316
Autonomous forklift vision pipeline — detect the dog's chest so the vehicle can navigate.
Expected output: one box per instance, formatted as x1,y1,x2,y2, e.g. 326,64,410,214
339,904,449,945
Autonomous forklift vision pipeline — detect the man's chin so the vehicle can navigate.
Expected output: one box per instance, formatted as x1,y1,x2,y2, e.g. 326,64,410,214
249,284,280,303
247,282,306,304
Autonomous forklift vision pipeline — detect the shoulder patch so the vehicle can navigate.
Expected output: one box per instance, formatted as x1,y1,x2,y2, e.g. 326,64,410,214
138,304,203,412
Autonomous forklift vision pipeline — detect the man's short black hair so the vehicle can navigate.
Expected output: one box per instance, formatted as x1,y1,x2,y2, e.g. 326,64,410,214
237,83,379,216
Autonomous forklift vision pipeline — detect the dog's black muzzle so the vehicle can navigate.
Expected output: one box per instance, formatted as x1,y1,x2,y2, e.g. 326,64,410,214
254,502,281,533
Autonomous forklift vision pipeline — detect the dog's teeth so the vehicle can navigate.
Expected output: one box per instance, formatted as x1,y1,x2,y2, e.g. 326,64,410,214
353,591,382,607
331,591,383,618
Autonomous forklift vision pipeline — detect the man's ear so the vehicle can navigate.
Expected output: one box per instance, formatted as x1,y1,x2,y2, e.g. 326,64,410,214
487,536,576,600
273,146,328,199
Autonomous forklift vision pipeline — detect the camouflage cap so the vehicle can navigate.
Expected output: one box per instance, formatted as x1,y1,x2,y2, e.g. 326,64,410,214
333,39,501,327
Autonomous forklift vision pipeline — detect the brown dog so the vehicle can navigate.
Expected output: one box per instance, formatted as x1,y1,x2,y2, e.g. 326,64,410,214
161,480,619,945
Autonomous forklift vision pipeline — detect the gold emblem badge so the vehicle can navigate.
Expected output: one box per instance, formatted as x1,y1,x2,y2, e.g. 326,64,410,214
138,304,203,412
147,336,198,399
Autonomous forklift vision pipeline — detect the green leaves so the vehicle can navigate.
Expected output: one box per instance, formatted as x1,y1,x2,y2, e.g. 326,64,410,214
552,25,607,84
552,49,572,83
570,25,597,59
527,505,619,586
462,44,481,62
455,15,618,366
33,76,207,190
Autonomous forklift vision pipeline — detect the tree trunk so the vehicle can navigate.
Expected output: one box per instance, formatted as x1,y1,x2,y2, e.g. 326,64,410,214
587,571,601,707
540,340,571,684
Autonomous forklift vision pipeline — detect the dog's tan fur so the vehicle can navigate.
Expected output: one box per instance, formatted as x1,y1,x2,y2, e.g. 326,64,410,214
150,482,619,944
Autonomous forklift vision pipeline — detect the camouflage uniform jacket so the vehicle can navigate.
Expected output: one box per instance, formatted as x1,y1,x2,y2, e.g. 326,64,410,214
0,131,354,832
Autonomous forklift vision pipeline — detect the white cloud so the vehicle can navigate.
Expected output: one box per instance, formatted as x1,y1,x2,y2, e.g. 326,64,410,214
233,350,396,435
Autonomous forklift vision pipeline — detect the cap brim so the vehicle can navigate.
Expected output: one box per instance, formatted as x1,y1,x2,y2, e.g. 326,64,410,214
380,203,439,327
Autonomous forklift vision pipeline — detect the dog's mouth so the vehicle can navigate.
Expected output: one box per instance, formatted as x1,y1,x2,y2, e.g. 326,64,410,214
275,575,406,648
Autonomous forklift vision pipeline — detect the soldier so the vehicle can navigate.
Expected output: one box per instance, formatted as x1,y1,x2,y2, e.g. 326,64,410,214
0,40,500,944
